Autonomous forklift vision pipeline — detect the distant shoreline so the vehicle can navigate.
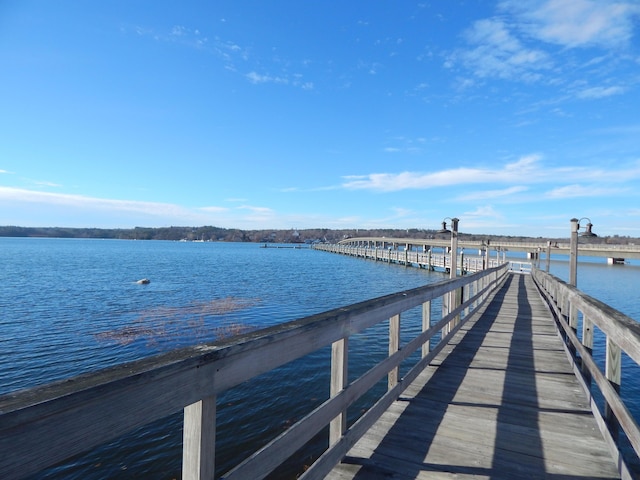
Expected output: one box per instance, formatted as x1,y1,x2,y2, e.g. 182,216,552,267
0,225,637,245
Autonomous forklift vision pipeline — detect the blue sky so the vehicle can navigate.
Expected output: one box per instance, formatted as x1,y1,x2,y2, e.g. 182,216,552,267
1,1,639,237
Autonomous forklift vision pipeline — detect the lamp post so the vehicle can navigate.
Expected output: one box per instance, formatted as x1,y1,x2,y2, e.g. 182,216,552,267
482,239,490,269
437,217,459,278
569,217,597,287
438,218,459,335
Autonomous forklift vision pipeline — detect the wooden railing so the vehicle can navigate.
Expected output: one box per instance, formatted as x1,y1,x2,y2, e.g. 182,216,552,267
0,264,510,480
313,243,503,273
532,268,640,476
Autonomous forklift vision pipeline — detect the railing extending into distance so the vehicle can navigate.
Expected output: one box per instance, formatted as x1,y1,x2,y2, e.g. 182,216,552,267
533,268,640,472
0,263,510,480
313,243,502,274
313,243,533,275
337,236,640,260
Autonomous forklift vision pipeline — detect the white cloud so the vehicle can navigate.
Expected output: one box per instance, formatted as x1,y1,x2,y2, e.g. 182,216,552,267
340,155,640,193
504,0,640,48
0,187,292,229
238,205,274,214
545,184,626,198
199,206,229,213
449,18,551,81
33,180,63,188
464,205,503,219
577,85,626,99
457,186,529,201
342,154,544,191
245,71,313,90
245,71,288,85
0,187,188,217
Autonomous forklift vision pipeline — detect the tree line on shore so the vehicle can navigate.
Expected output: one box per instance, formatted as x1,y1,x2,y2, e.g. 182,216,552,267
0,225,636,245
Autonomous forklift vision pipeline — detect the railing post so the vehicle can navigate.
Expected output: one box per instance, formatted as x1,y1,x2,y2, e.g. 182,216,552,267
422,301,431,358
463,283,470,318
582,314,594,386
605,337,621,440
568,301,578,359
183,395,217,480
330,338,349,445
388,314,400,390
442,291,450,337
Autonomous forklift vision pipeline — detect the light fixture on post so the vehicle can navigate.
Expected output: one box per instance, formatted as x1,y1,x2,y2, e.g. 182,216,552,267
569,217,597,287
437,217,459,279
481,239,490,269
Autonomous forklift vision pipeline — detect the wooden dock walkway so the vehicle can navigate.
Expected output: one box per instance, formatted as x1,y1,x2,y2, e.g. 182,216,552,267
327,273,621,479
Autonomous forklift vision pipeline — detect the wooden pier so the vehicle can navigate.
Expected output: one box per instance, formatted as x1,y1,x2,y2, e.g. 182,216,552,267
327,273,622,479
1,249,639,479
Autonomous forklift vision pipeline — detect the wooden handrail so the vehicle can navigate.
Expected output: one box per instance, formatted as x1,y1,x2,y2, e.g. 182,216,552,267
313,243,506,273
532,268,640,471
0,264,509,480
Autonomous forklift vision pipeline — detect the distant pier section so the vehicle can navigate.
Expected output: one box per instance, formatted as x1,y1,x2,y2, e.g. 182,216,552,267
336,236,640,265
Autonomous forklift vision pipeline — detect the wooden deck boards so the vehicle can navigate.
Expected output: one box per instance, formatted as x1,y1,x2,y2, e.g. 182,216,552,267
326,273,621,480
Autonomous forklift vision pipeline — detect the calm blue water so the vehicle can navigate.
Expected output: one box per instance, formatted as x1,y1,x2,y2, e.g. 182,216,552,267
1,238,444,479
1,238,639,478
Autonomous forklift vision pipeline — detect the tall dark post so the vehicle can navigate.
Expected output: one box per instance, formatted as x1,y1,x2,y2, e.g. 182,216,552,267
569,218,578,287
450,218,459,279
545,240,551,273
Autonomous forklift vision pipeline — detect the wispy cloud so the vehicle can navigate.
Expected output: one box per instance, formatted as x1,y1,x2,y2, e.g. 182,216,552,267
457,186,529,201
577,85,626,99
545,184,627,198
126,24,313,90
245,71,288,85
238,205,274,214
342,154,543,191
0,187,291,229
32,180,63,188
464,205,503,219
0,187,190,217
448,1,640,94
446,18,551,82
199,206,229,213
503,0,640,48
245,71,313,89
340,155,640,193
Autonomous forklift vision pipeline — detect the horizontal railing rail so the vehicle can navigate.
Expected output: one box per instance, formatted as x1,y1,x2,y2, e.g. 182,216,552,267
532,268,640,476
508,261,532,273
0,264,510,480
313,243,508,274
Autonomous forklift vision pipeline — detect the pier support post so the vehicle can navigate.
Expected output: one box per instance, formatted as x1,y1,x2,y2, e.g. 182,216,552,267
183,395,216,480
